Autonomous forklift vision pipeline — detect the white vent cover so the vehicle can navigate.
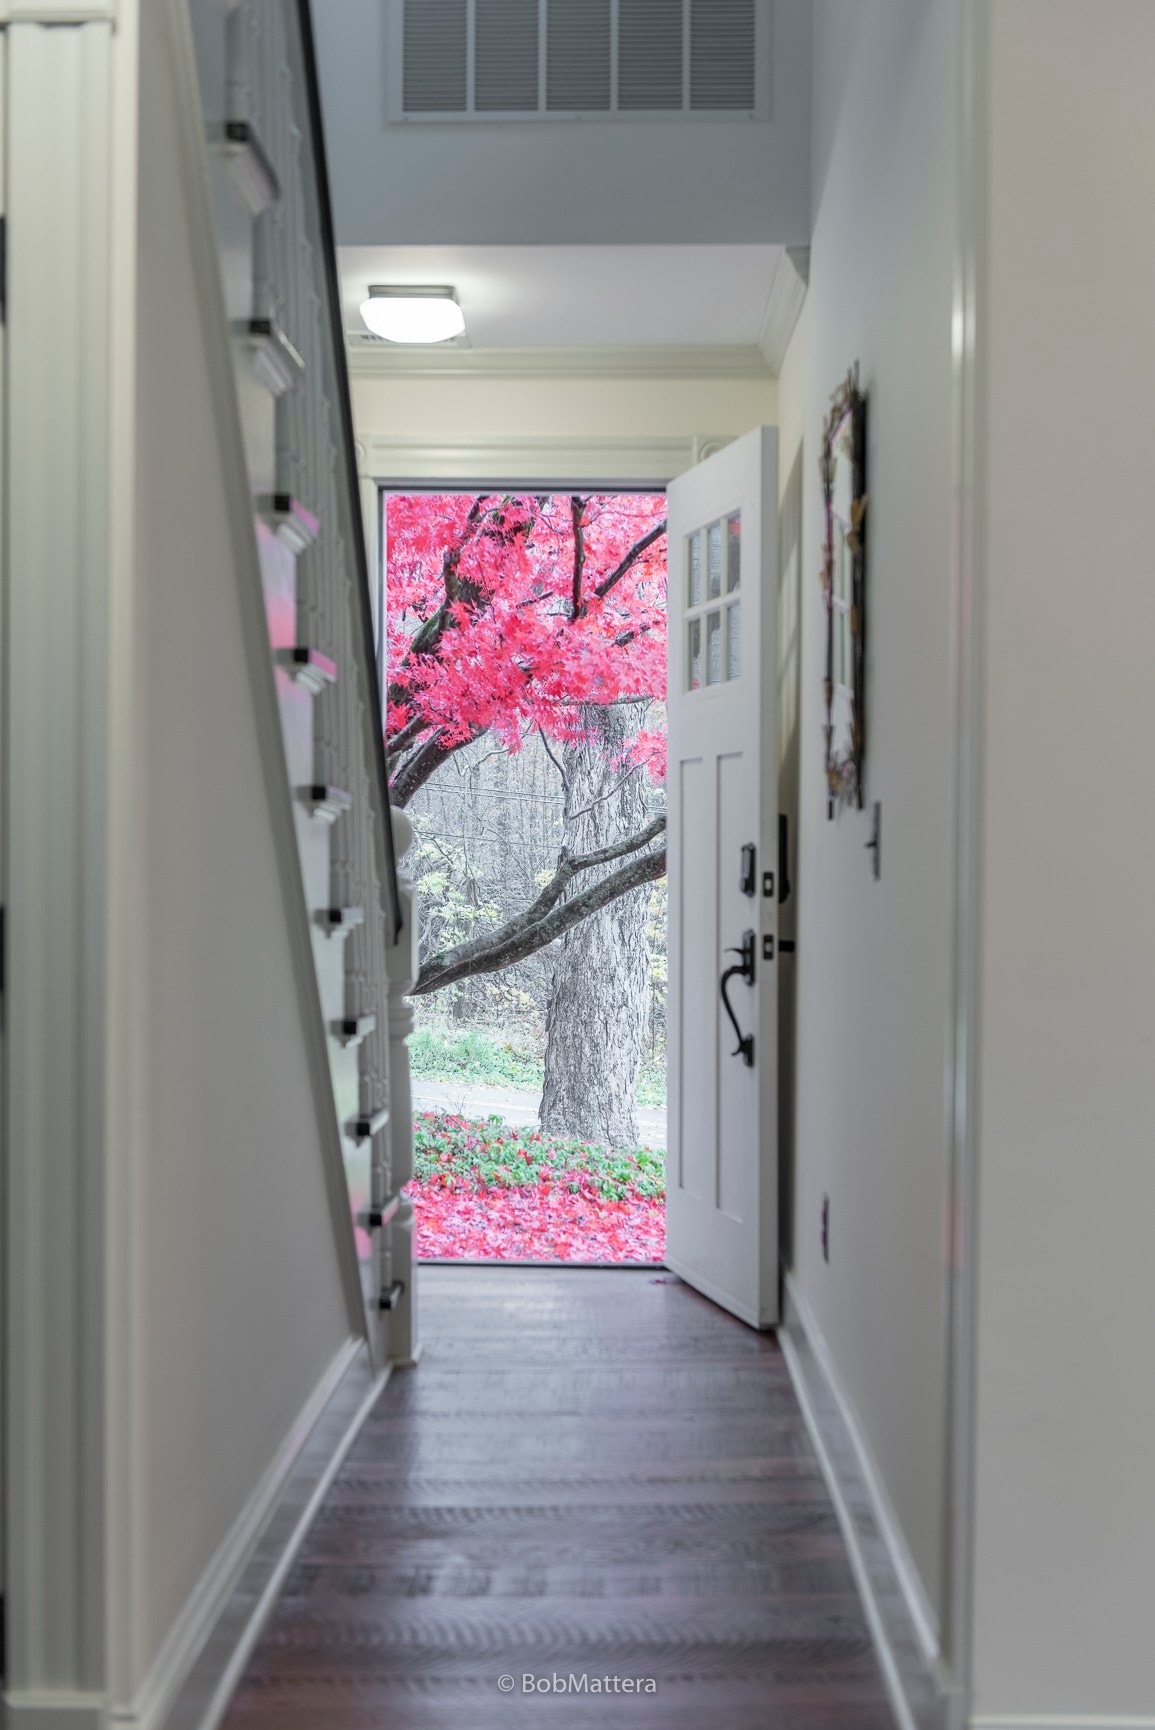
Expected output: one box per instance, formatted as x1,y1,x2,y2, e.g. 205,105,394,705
394,0,768,119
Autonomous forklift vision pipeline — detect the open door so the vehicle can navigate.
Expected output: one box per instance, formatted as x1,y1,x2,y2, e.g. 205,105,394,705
665,427,779,1328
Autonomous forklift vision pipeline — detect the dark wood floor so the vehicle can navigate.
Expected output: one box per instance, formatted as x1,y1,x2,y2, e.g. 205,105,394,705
223,1268,895,1729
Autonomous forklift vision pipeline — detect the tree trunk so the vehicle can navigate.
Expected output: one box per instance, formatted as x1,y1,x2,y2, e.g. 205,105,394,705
539,704,651,1147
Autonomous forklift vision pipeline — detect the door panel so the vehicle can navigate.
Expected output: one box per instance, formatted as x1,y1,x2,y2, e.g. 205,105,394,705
676,753,712,1203
665,427,779,1329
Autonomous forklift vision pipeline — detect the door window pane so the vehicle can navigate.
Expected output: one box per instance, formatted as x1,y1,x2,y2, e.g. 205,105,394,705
727,513,741,591
687,533,702,607
707,521,723,599
726,600,741,679
707,610,722,684
688,618,702,689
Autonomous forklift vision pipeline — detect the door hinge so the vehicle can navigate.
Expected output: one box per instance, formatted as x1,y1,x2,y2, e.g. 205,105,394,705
1,1589,6,1681
0,216,7,324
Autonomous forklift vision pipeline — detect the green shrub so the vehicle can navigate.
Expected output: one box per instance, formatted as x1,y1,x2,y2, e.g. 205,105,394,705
413,1111,666,1201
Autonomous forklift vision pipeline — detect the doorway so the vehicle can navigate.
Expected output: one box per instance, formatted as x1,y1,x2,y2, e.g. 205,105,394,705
382,488,669,1266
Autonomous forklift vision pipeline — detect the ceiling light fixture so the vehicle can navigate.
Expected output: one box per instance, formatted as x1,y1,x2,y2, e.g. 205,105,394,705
359,284,465,345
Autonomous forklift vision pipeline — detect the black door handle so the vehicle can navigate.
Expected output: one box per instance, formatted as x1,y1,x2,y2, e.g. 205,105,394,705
720,929,755,1067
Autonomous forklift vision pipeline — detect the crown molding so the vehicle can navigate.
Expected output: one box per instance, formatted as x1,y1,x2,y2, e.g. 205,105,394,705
363,431,733,487
0,0,116,17
346,335,773,382
758,245,810,378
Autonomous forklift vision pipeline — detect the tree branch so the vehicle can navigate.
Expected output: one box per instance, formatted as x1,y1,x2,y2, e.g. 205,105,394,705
390,726,480,807
569,494,587,620
385,711,429,761
537,726,567,784
414,820,667,995
591,519,667,605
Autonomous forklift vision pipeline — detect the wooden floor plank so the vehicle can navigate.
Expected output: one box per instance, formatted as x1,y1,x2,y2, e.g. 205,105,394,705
222,1267,895,1729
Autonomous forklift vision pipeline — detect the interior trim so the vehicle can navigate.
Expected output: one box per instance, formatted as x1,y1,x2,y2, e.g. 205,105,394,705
780,1274,944,1730
2,1700,110,1730
127,1342,385,1730
941,0,989,1721
346,337,774,381
970,1721,1155,1730
365,431,731,488
758,247,809,376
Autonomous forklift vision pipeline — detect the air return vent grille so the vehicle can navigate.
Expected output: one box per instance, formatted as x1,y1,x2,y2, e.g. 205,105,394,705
475,0,539,111
396,0,767,119
547,0,611,112
402,0,468,112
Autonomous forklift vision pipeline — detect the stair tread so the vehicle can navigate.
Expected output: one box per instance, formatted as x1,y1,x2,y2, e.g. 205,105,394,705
217,118,280,215
243,318,305,397
317,905,365,934
347,1105,390,1140
265,494,321,552
298,784,352,823
277,645,337,692
332,1013,377,1048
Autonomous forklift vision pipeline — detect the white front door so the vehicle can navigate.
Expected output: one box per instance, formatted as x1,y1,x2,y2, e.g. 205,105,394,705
665,427,779,1328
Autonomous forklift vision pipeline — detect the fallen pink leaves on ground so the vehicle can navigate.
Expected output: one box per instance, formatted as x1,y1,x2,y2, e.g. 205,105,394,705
408,1110,666,1264
411,1182,666,1263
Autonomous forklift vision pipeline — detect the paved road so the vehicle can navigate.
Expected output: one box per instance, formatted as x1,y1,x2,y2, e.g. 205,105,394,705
411,1076,668,1151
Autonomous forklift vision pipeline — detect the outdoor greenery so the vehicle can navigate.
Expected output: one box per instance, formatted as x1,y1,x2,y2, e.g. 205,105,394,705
410,1023,667,1106
412,1111,665,1202
410,1026,542,1090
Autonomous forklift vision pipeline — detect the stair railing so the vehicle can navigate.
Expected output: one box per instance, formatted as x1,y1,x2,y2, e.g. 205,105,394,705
188,0,415,1359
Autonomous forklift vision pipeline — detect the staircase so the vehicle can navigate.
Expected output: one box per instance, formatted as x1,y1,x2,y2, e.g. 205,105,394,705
185,0,417,1362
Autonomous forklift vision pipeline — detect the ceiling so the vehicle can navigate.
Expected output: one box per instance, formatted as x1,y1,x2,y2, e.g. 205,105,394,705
338,244,783,350
313,0,811,248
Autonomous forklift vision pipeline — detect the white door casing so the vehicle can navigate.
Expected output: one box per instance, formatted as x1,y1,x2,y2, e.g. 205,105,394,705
0,21,7,1632
665,426,779,1329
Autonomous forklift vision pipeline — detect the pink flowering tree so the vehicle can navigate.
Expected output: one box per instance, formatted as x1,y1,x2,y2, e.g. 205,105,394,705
386,493,668,1144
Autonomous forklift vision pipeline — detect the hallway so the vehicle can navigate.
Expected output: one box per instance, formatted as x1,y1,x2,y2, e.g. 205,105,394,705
222,1268,894,1729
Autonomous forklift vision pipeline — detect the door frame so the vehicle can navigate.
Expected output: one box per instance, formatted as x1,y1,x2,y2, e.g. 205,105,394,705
365,459,690,1281
0,19,7,1657
2,8,142,1715
940,0,989,1720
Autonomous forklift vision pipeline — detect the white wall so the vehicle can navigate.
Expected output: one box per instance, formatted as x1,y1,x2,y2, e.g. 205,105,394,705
128,2,358,1686
969,2,1155,1719
777,0,960,1642
313,0,811,246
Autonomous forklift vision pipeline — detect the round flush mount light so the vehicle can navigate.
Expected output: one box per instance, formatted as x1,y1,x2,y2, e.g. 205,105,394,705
359,284,465,345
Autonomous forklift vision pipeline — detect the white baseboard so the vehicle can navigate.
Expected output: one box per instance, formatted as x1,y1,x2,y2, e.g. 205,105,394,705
2,1696,109,1730
779,1273,947,1730
972,1719,1155,1729
111,1337,385,1730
